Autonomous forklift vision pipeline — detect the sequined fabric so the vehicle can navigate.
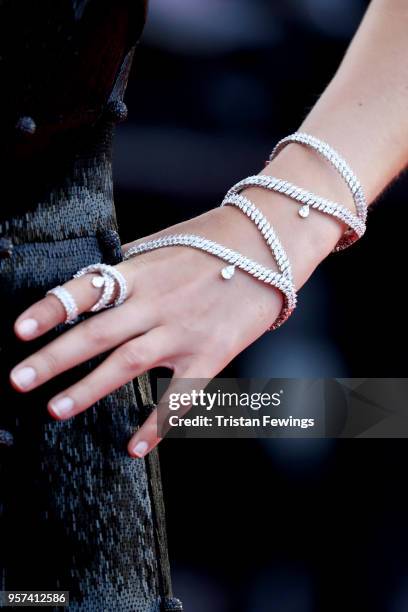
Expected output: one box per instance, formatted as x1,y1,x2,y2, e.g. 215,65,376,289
0,2,182,610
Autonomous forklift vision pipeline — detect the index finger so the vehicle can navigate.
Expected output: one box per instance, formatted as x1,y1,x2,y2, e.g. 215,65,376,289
14,262,133,341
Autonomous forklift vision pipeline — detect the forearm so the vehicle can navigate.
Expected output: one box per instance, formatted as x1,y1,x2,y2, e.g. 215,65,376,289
299,0,408,201
125,0,408,321
237,0,408,288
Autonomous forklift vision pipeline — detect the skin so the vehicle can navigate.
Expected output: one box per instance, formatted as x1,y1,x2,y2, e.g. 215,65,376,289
9,0,408,458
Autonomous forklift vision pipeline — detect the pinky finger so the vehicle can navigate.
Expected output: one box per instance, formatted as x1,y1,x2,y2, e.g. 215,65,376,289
128,362,215,459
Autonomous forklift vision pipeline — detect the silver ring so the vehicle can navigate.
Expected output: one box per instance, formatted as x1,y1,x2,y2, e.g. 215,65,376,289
73,263,128,312
86,272,115,313
46,286,79,324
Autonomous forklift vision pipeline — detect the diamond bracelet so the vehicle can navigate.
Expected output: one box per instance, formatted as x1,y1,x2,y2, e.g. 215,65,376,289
220,192,293,282
223,174,366,252
269,131,368,224
124,234,297,330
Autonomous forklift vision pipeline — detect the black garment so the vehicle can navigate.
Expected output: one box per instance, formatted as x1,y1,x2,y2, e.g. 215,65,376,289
0,2,182,610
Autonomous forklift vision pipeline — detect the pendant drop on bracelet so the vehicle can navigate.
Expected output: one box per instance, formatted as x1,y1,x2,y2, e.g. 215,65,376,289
221,265,235,280
298,204,310,218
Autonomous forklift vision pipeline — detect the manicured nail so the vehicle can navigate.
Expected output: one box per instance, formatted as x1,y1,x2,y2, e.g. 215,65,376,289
132,440,149,458
11,366,37,389
49,396,75,419
17,318,39,338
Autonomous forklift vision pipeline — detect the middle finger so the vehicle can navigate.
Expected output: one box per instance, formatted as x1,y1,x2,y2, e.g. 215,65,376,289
9,299,155,392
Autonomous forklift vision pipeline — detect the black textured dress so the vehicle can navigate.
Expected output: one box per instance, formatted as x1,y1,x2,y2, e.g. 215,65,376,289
0,2,182,610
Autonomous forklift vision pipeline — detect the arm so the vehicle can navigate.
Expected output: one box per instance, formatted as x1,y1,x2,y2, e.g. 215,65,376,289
251,0,408,276
9,0,408,457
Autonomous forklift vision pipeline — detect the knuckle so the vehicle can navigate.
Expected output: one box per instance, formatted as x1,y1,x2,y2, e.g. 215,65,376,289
40,349,60,377
84,317,111,347
117,342,147,371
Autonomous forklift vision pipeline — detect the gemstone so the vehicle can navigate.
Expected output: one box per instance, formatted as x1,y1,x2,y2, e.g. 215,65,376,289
221,265,235,280
92,276,105,288
298,205,310,218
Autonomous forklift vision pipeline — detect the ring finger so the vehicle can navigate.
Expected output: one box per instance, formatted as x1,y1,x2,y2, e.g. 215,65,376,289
47,325,179,420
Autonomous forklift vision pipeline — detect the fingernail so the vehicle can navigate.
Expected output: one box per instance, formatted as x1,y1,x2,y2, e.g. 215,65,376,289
11,366,37,389
49,396,75,418
132,440,149,458
17,318,39,338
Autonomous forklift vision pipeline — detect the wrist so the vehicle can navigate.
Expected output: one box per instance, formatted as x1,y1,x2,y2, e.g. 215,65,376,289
219,132,368,293
226,144,352,289
207,203,321,293
260,145,355,259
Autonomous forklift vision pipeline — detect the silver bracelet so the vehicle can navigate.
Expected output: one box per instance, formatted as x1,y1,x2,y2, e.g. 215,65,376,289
223,174,366,252
124,234,297,330
220,192,293,281
269,131,368,224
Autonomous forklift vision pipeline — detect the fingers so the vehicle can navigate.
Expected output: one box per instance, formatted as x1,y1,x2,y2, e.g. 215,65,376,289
9,300,155,393
128,363,214,459
46,326,179,421
13,262,133,341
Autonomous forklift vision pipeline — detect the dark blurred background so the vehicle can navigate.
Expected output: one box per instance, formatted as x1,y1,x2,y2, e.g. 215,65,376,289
113,1,408,610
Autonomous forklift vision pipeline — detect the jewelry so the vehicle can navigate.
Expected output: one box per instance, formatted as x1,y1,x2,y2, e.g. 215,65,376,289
74,268,115,311
87,271,115,312
223,174,366,251
73,263,128,312
124,234,297,330
220,192,293,282
268,131,368,223
46,286,79,324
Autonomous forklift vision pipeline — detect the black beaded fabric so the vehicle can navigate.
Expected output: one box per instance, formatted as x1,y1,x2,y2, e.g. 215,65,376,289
0,2,182,611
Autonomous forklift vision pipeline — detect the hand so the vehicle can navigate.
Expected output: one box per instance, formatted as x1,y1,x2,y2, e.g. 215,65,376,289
10,204,304,458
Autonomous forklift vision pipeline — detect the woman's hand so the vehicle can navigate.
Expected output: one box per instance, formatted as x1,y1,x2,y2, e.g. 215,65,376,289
9,203,304,458
7,136,354,458
8,0,408,458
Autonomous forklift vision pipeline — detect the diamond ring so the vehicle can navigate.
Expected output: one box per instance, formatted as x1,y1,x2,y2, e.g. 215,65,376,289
73,263,128,312
46,286,79,324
